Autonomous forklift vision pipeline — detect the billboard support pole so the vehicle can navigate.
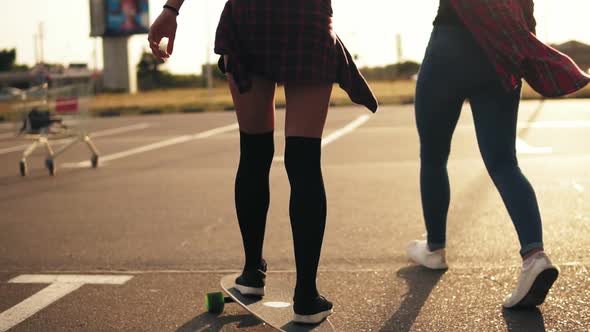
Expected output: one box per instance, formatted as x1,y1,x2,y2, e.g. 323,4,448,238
102,37,137,94
33,34,39,64
38,22,45,64
90,0,149,94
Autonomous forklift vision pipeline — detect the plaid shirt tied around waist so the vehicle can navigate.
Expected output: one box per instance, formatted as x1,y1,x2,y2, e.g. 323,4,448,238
214,0,378,112
451,0,590,97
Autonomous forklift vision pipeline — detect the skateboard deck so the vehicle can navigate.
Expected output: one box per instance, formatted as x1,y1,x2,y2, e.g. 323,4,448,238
206,273,335,332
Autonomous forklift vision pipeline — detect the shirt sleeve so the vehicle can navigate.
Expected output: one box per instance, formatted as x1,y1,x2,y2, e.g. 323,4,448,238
519,0,536,34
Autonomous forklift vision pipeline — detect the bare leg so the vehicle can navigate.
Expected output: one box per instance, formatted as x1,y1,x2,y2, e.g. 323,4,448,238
227,68,276,273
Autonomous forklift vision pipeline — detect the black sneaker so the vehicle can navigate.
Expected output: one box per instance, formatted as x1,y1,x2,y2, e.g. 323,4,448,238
293,295,333,324
235,259,267,297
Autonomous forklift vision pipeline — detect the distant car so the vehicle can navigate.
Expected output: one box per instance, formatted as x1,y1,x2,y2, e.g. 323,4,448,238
0,87,24,101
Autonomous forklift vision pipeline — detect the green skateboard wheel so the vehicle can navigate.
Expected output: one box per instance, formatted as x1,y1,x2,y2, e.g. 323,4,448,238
205,292,225,314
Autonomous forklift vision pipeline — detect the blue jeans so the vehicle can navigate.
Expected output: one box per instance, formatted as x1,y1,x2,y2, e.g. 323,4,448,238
415,26,544,257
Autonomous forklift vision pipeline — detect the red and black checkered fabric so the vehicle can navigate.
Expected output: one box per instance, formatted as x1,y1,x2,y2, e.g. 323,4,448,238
214,0,378,112
451,0,590,97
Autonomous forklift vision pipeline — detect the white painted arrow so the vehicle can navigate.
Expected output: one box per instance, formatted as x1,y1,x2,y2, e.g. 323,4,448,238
0,274,133,332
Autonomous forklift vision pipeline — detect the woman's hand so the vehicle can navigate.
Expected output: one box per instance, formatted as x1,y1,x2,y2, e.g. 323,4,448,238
148,9,178,61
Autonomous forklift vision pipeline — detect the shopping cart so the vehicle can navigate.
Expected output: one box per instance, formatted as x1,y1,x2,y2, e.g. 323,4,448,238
17,83,99,176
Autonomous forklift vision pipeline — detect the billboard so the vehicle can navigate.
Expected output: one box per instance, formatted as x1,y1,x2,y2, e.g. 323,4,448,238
90,0,150,37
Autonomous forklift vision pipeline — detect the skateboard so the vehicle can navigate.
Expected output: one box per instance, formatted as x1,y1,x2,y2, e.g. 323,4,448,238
205,273,335,332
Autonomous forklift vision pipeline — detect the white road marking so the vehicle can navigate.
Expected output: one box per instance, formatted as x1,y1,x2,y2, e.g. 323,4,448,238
0,261,586,277
0,132,16,140
0,123,152,156
8,274,133,284
453,121,590,131
274,114,371,162
0,144,30,155
90,123,152,138
322,115,371,146
573,181,585,193
62,123,239,168
520,121,590,129
0,274,132,332
515,137,552,154
0,282,83,332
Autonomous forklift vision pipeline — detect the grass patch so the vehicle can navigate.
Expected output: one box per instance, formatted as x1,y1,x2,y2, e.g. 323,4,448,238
90,80,589,114
1,80,588,120
89,80,418,114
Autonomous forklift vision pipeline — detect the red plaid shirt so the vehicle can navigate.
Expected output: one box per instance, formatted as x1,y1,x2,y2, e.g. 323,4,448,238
214,0,378,112
451,0,590,97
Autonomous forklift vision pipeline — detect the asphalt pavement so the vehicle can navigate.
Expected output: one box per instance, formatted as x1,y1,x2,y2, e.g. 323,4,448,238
0,99,588,331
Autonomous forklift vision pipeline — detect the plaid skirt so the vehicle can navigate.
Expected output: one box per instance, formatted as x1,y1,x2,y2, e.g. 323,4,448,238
214,0,378,112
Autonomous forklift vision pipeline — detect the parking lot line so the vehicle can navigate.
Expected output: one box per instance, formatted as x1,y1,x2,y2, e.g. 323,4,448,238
520,121,590,129
0,144,30,155
573,181,585,193
0,132,16,140
516,137,553,154
8,275,134,284
274,114,371,162
62,123,239,168
0,282,83,332
90,123,152,138
0,123,152,156
322,114,371,146
0,274,132,332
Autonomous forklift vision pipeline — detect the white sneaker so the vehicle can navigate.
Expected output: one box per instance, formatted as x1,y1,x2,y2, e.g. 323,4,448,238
406,240,448,270
503,252,559,309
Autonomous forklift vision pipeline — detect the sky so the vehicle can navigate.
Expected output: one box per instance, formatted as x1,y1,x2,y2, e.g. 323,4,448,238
0,0,589,75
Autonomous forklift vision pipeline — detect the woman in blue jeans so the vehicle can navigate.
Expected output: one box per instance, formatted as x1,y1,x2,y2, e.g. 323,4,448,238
406,0,561,309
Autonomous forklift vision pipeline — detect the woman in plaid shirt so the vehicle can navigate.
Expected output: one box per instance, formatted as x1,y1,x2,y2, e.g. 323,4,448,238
149,0,376,324
407,0,588,310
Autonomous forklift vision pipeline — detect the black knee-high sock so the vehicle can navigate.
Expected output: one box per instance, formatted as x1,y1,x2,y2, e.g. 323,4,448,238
284,137,326,301
235,131,274,271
